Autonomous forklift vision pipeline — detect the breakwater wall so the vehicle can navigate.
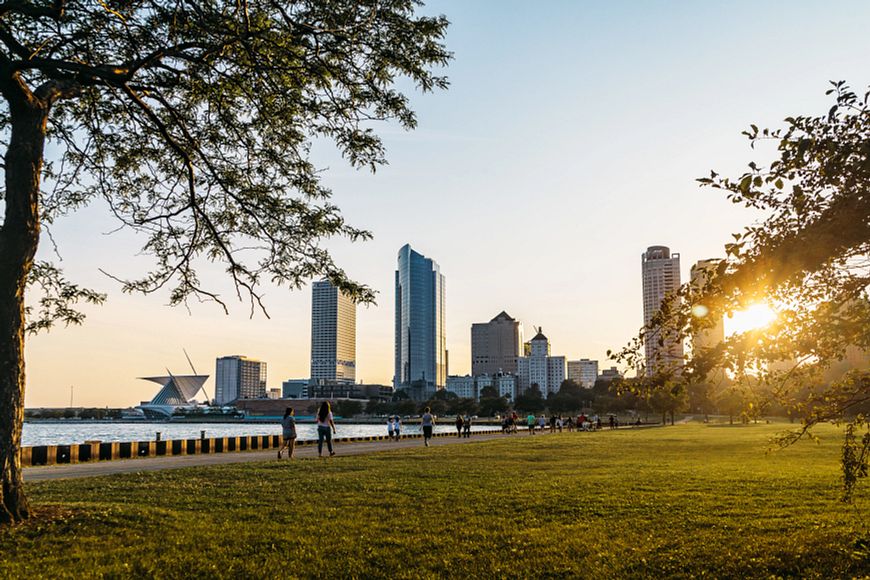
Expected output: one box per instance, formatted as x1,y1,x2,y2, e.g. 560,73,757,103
20,431,459,467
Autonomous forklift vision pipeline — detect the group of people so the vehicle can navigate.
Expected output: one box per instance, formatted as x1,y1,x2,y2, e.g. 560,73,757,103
386,416,403,440
277,401,337,460
454,414,473,438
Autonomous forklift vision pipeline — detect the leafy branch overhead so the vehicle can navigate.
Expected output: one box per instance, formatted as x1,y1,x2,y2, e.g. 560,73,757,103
613,82,870,501
1,0,451,313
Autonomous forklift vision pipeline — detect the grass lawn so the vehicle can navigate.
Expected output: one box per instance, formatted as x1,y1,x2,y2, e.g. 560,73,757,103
2,423,868,578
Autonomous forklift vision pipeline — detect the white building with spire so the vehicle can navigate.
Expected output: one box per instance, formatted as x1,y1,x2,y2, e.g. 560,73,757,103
516,328,566,396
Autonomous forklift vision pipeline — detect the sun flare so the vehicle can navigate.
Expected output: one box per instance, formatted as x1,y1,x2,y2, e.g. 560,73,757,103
726,303,777,336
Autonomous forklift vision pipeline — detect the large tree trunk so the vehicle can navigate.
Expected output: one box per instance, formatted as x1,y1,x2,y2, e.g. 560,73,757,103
0,96,46,524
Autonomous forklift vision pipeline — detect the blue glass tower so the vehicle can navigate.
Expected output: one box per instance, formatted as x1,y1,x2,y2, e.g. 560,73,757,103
394,244,446,396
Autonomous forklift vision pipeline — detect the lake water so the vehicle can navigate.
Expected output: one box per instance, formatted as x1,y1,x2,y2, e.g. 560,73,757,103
22,421,501,447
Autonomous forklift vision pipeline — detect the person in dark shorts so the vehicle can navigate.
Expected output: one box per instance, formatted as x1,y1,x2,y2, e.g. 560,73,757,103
462,414,472,438
455,414,464,437
421,407,435,447
278,407,297,459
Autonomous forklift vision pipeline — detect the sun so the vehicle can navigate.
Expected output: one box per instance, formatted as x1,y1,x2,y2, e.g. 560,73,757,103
726,303,777,336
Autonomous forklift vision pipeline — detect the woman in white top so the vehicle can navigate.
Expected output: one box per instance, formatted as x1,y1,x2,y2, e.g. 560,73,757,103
394,416,402,440
316,401,337,457
387,417,395,439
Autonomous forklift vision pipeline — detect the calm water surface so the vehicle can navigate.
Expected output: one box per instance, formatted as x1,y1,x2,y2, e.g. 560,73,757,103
23,421,500,446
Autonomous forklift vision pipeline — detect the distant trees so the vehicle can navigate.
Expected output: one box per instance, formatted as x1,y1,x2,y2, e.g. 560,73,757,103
514,385,545,414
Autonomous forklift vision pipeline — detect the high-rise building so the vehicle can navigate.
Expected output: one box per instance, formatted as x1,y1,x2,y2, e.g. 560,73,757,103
394,244,447,397
310,279,356,385
516,329,566,396
690,259,725,355
471,311,524,376
641,245,684,375
215,355,267,405
567,359,598,388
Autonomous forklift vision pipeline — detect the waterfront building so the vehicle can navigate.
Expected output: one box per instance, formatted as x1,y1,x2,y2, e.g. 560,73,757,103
445,375,477,399
136,374,209,418
690,259,726,354
641,245,684,375
215,355,267,405
516,329,566,396
471,311,523,376
394,244,447,398
281,379,309,399
497,374,518,401
567,359,599,389
311,279,356,385
445,373,517,402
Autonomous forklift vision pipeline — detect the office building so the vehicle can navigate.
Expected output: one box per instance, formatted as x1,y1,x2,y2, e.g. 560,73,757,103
567,359,599,389
311,279,356,384
394,244,447,397
445,375,477,399
215,355,267,405
598,366,624,383
641,245,684,375
445,373,517,402
471,311,523,376
282,379,309,399
516,329,566,396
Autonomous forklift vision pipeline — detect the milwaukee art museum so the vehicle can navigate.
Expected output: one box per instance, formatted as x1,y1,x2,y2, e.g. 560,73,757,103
136,374,210,419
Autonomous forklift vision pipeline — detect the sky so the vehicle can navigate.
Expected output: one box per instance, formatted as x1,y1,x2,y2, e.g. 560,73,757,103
23,0,870,407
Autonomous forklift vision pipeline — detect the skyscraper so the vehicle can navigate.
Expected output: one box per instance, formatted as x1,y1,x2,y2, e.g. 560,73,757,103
641,245,684,375
690,259,725,355
215,355,267,405
310,279,356,385
471,311,524,376
394,244,446,397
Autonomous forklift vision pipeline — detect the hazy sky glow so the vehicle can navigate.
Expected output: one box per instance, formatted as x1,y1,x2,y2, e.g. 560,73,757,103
25,1,870,407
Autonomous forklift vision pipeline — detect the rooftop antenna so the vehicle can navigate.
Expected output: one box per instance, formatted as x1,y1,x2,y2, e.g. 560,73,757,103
183,348,198,375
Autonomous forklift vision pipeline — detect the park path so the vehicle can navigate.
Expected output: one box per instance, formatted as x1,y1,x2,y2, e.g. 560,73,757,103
23,430,533,482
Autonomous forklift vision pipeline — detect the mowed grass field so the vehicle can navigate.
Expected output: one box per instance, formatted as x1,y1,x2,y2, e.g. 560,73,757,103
1,423,868,578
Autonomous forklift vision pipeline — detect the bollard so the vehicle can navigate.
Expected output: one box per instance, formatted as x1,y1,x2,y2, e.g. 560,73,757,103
200,430,206,440
156,432,162,442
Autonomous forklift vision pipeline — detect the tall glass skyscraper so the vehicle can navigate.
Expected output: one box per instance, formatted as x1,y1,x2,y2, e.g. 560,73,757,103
394,244,446,396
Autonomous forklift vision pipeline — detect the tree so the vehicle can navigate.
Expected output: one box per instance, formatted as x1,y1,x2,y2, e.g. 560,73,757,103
333,400,362,418
614,82,870,500
0,0,449,523
515,385,545,414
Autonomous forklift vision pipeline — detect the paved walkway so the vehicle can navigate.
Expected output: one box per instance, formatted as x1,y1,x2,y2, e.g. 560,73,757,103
23,431,524,482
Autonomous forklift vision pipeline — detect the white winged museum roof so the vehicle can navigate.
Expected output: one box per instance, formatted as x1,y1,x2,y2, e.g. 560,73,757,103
140,375,209,405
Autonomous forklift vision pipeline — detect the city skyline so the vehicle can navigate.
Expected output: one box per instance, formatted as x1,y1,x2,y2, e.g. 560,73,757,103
21,1,870,407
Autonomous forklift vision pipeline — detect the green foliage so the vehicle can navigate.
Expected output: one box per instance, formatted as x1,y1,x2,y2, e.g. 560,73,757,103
1,424,867,576
2,0,451,310
514,386,544,414
613,81,870,498
332,400,363,418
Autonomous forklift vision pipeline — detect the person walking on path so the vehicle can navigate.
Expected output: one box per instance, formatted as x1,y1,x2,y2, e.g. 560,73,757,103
538,415,546,432
394,416,402,441
387,416,395,439
316,401,337,457
421,407,435,447
462,414,472,438
527,413,536,435
278,407,297,459
455,414,464,438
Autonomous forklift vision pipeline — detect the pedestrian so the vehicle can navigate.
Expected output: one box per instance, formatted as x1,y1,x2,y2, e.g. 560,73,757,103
538,415,546,432
455,414,464,438
511,411,519,434
388,416,395,439
277,407,297,459
565,416,574,432
316,401,337,457
609,415,616,430
394,416,402,440
527,412,536,435
421,407,435,447
556,416,563,433
463,414,472,438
